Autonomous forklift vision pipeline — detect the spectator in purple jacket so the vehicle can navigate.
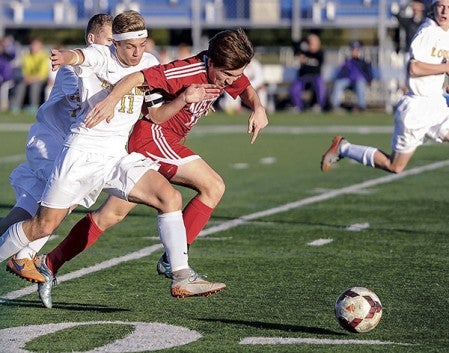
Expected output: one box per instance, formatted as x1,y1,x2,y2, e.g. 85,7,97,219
330,40,373,112
0,36,16,111
0,37,15,84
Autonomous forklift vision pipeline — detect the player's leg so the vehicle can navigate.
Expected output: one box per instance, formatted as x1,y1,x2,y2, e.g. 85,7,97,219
128,122,224,279
127,167,188,271
0,207,32,235
171,158,225,245
321,135,415,173
128,166,226,298
6,164,52,258
44,196,137,276
155,158,223,279
0,206,68,262
35,197,137,308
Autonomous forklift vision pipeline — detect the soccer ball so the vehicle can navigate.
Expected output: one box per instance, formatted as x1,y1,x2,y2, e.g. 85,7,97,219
335,286,382,333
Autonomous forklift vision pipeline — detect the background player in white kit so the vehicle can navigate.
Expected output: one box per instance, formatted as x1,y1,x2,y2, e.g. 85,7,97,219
0,10,225,303
2,14,114,282
321,0,449,174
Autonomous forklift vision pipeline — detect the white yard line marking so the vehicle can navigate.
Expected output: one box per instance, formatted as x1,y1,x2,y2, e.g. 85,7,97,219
0,123,392,135
346,222,370,231
0,155,25,164
240,337,414,346
2,159,448,301
308,239,334,246
0,244,163,301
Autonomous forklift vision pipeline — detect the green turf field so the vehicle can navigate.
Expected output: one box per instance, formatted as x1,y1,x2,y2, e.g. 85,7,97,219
0,110,448,352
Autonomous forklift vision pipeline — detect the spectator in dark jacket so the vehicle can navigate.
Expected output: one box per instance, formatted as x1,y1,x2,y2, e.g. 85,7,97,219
330,40,373,112
289,33,327,112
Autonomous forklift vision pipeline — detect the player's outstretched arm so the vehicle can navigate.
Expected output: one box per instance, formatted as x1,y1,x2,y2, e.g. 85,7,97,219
239,85,268,144
50,49,84,71
84,71,146,128
149,84,221,124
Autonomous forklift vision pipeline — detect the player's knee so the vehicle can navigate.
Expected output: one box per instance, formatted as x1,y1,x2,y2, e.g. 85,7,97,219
203,177,225,204
159,188,182,212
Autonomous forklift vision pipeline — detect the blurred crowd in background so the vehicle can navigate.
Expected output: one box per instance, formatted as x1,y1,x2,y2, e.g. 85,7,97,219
0,0,428,115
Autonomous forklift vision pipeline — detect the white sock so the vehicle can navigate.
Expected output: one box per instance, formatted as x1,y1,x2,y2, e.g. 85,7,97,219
157,210,189,272
15,236,51,260
341,143,377,167
0,221,30,262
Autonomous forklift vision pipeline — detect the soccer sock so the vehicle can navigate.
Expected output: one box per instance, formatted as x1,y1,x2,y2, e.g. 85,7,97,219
183,197,214,245
340,143,377,167
0,222,30,262
46,213,103,274
15,236,51,260
158,210,188,272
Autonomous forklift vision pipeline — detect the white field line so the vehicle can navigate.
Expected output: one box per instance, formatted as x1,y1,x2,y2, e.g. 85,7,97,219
2,158,449,302
240,337,414,346
0,123,392,135
0,155,25,164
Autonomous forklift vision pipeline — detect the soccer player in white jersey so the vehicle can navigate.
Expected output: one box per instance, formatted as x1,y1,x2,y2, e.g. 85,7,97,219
2,14,113,283
0,10,225,305
321,0,449,174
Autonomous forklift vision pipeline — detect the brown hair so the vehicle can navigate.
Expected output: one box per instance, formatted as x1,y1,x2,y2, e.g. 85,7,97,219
85,14,113,42
112,10,146,35
208,28,254,70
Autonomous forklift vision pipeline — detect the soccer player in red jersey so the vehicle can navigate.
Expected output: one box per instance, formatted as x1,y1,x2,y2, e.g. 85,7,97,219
70,28,269,277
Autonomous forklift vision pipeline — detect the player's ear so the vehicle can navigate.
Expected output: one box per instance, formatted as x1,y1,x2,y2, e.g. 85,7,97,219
87,33,94,44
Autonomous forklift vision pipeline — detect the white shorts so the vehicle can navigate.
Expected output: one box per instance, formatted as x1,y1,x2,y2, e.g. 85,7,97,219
25,122,64,182
9,163,44,216
392,95,449,153
41,146,160,209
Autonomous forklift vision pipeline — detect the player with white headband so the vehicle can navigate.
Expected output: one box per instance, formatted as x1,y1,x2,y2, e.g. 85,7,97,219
0,10,225,308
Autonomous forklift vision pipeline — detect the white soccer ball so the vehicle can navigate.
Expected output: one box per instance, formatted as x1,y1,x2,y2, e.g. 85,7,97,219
335,286,382,333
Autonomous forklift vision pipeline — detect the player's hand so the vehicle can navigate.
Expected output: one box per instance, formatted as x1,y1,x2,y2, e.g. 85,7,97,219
84,98,116,128
50,49,64,71
184,84,221,104
248,106,268,144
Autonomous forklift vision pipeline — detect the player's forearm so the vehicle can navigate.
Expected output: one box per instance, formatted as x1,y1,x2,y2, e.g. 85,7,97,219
50,49,85,71
149,93,186,124
409,59,449,77
240,85,264,111
109,71,146,104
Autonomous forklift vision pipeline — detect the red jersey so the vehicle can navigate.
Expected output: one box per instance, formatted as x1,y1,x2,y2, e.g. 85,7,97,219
141,51,250,137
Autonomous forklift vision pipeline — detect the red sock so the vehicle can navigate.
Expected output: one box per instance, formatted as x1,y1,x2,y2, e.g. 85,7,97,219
183,197,214,245
46,213,103,274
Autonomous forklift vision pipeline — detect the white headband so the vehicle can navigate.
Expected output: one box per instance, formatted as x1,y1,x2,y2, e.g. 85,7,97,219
112,30,148,41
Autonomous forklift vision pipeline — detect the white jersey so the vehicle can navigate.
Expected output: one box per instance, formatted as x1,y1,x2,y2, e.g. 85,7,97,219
9,66,81,214
408,18,449,98
393,18,449,153
35,66,80,137
65,44,159,155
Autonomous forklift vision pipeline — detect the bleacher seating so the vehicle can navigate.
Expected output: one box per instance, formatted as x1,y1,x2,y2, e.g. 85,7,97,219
0,0,399,29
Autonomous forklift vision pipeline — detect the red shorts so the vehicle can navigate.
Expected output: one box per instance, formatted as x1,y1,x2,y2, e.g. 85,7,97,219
128,118,199,180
